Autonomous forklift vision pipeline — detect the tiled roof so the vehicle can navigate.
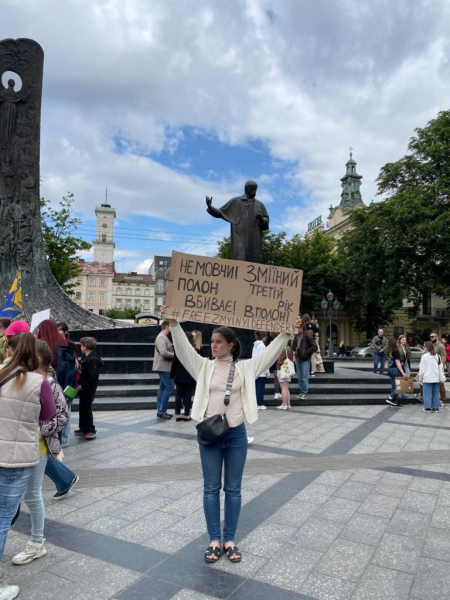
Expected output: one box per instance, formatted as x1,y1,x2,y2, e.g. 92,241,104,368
77,260,114,275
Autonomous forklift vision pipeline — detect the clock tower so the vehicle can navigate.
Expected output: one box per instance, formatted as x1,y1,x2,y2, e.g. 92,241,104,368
93,190,116,263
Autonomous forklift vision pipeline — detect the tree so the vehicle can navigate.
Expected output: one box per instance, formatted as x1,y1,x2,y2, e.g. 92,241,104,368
103,308,139,320
339,110,450,336
40,193,92,293
218,230,345,315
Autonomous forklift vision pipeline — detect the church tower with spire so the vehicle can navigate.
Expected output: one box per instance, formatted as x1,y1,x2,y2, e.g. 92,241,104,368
339,148,364,212
93,188,116,263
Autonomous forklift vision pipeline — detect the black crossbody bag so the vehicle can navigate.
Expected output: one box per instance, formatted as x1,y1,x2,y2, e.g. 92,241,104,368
196,361,236,446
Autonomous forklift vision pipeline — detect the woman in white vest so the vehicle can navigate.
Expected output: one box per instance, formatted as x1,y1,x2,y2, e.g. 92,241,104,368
162,307,300,564
0,333,56,600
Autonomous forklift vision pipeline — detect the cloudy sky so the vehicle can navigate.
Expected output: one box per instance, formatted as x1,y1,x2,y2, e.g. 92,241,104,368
3,0,450,272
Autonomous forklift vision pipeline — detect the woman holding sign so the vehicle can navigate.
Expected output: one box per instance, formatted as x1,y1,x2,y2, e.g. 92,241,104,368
161,306,301,564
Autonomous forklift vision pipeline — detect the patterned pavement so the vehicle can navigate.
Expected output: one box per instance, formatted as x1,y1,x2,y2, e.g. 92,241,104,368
5,397,450,599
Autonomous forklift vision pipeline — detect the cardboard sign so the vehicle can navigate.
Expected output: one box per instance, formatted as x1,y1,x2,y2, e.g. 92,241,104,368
30,309,51,333
395,376,415,394
165,252,302,333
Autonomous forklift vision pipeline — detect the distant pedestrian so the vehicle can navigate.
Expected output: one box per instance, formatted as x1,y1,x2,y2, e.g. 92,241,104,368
372,328,388,375
430,331,447,407
398,335,412,376
419,341,441,412
444,335,450,377
386,338,407,408
252,331,269,410
0,317,11,364
153,320,175,419
36,320,77,392
294,322,318,400
276,346,294,410
337,341,346,357
57,322,79,447
0,333,56,600
171,331,196,421
75,337,103,440
192,330,206,357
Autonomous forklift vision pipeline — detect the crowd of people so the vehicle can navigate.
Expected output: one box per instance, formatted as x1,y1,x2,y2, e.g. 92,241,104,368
0,317,102,600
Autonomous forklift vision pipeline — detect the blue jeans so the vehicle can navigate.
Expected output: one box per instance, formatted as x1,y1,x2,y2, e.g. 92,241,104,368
297,361,310,395
24,454,47,542
156,371,174,414
44,454,77,494
388,367,402,402
423,382,440,409
61,404,72,446
199,423,247,543
0,466,34,560
255,377,266,406
374,353,387,374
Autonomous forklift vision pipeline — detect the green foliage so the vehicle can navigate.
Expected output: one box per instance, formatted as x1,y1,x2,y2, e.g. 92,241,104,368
217,230,345,315
41,193,91,293
339,109,450,336
102,308,139,320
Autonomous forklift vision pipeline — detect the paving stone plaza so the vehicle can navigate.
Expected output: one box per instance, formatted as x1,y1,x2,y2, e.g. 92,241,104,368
5,380,450,600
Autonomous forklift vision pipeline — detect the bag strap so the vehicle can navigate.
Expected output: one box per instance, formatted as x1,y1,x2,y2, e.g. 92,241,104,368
223,361,236,408
0,369,25,389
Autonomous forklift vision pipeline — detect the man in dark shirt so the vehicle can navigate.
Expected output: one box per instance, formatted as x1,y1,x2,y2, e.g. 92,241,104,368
76,337,103,440
294,324,318,400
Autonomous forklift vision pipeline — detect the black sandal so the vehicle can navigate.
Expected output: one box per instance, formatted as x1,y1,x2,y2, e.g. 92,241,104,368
204,545,221,563
176,416,184,422
223,544,242,563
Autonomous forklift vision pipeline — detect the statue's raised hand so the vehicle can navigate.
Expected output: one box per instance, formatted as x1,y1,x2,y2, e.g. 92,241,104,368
206,196,213,207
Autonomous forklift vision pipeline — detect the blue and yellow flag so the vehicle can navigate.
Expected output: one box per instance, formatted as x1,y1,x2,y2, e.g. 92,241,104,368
0,271,23,319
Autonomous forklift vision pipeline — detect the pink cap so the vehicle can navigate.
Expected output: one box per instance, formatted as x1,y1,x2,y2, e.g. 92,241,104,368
5,320,30,338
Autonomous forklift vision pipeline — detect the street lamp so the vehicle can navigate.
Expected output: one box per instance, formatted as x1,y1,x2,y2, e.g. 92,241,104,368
321,290,340,356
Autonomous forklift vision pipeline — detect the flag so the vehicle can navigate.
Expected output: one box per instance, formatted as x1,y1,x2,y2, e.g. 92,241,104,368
0,271,23,319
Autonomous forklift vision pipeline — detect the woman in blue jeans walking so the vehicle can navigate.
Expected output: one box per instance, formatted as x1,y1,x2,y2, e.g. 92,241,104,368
386,338,407,408
419,341,442,412
163,307,301,563
0,333,56,600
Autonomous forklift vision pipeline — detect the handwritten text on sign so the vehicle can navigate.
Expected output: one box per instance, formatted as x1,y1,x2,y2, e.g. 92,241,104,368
165,252,303,332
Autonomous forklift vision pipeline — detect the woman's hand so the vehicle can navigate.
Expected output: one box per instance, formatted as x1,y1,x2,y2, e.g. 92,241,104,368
160,305,178,327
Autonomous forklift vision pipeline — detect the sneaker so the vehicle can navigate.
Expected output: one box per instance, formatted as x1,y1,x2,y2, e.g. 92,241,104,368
276,404,285,409
85,432,96,440
297,394,307,400
247,437,254,444
309,373,315,377
387,396,393,401
440,402,445,408
274,393,282,400
74,429,84,436
12,539,47,565
423,408,431,412
386,398,397,406
53,475,79,500
415,394,423,403
433,409,440,413
258,405,267,410
0,580,19,600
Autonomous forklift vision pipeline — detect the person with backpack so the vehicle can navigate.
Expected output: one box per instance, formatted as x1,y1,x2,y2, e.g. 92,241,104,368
11,340,78,566
0,333,56,600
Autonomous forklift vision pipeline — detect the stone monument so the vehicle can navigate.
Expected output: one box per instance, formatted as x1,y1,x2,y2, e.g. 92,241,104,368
206,180,269,263
0,38,120,328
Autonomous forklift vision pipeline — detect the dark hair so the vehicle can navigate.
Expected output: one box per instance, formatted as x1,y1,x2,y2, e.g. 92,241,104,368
37,319,66,366
301,313,311,326
80,336,97,350
212,327,242,360
36,340,53,373
161,320,170,329
424,341,436,354
254,331,267,341
387,338,399,356
430,331,439,336
0,317,11,330
57,322,69,335
0,332,40,392
185,331,195,348
6,334,21,352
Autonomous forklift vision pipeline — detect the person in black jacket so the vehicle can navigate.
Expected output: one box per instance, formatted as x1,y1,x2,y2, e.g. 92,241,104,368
294,322,318,400
170,331,197,421
75,337,104,440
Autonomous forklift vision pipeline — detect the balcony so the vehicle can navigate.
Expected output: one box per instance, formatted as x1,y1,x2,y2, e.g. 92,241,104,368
418,307,450,318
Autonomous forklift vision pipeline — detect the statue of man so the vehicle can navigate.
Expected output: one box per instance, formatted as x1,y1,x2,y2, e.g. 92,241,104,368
206,180,269,263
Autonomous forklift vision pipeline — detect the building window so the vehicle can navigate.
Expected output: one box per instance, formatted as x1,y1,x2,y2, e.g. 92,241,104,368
89,278,95,286
144,288,150,296
143,303,149,310
156,296,164,306
422,293,432,316
100,278,106,287
76,292,81,300
101,234,106,242
126,288,132,296
125,301,131,309
116,302,122,309
157,281,165,293
135,288,141,296
394,327,405,337
135,302,140,310
88,292,95,301
116,287,122,295
99,293,105,301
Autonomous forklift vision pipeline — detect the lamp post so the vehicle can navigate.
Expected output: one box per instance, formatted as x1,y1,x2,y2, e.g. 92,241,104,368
321,290,340,357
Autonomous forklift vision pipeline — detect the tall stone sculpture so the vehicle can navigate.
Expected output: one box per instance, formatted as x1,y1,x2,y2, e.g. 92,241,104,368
0,38,120,328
